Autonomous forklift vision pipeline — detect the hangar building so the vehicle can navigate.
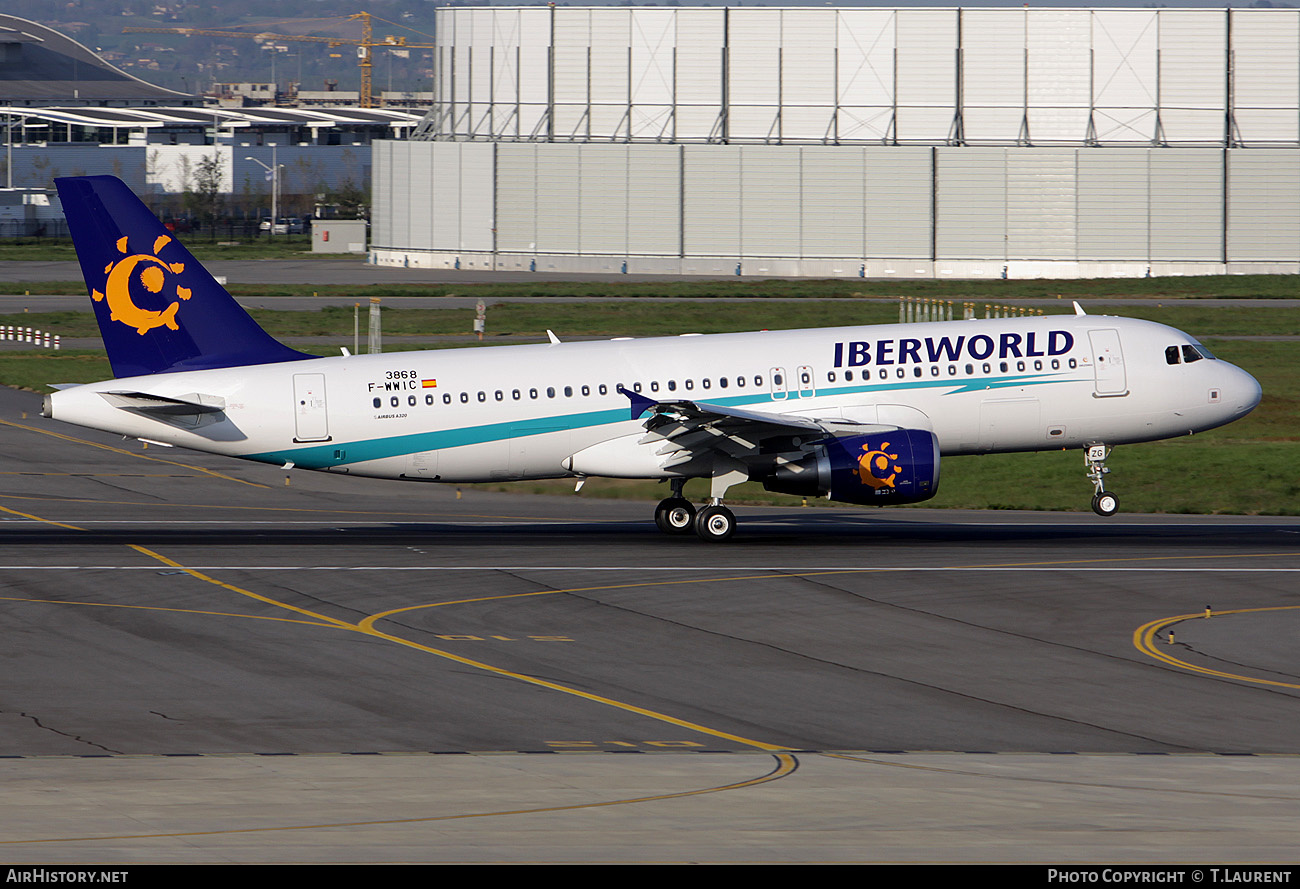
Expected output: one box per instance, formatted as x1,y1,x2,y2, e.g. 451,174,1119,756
372,6,1300,279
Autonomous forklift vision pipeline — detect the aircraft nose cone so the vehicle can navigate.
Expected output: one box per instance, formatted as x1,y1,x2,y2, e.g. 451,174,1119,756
1228,364,1262,417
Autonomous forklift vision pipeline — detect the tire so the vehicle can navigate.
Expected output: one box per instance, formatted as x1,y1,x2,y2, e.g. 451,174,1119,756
1092,491,1119,517
694,505,736,542
655,498,696,535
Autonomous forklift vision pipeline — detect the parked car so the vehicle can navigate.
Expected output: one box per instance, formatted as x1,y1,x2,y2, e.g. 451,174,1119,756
259,217,306,234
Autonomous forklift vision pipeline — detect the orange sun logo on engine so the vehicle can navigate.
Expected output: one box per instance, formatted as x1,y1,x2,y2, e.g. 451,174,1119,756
856,442,901,490
92,235,191,335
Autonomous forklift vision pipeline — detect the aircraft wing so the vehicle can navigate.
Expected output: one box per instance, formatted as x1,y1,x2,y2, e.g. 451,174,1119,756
616,385,871,472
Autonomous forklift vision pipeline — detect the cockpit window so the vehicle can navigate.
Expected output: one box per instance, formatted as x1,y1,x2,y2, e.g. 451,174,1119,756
1166,346,1181,365
1194,344,1216,360
1181,344,1204,364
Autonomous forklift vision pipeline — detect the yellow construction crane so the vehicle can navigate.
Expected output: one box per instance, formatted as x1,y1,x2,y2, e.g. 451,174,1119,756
124,13,434,108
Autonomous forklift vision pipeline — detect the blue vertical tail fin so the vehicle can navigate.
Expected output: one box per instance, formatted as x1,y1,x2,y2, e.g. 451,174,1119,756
55,175,312,379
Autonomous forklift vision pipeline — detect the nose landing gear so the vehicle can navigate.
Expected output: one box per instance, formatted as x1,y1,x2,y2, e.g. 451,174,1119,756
1086,444,1119,517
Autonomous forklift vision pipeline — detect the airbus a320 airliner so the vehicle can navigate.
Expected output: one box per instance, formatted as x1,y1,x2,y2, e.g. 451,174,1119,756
43,176,1261,541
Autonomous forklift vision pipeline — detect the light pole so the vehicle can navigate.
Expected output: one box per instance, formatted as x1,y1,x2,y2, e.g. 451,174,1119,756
244,145,281,236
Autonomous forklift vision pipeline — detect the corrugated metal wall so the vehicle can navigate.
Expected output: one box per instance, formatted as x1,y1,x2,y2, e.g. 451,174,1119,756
383,8,1300,277
373,141,1300,270
418,7,1300,148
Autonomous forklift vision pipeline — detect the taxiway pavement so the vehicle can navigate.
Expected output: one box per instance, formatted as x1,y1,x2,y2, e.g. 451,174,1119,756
0,386,1297,863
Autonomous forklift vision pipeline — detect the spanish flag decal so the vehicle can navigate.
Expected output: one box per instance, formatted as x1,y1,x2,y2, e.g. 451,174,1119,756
422,379,437,388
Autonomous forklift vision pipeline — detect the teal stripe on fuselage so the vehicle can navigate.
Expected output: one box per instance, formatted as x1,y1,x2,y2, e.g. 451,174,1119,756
247,372,1071,469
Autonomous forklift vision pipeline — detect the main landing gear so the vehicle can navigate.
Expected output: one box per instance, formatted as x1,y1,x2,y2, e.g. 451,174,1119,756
654,494,695,535
653,472,742,542
1085,444,1120,517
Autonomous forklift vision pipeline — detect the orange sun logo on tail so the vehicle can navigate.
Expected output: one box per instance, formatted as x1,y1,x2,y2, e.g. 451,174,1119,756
92,235,190,335
856,442,901,490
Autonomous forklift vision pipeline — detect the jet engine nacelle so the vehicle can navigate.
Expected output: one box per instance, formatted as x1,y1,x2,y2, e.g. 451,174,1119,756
762,429,941,506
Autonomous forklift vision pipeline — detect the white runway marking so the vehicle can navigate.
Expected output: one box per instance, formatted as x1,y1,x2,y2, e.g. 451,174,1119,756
0,566,1297,572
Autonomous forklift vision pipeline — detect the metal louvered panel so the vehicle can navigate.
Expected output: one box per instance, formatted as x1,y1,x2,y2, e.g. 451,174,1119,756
490,10,522,110
781,9,836,142
1091,11,1160,144
836,8,896,143
799,147,866,258
410,141,439,252
495,144,538,253
386,141,411,251
682,146,741,256
1149,149,1222,261
864,148,933,259
517,8,551,108
961,10,1025,145
1231,11,1300,145
1227,149,1300,261
674,8,725,112
728,9,782,142
458,143,496,252
1005,149,1076,260
739,146,801,256
631,8,681,113
1026,10,1092,144
935,148,1005,260
1157,10,1226,144
894,9,956,143
370,140,391,248
590,10,631,106
626,145,682,256
578,146,628,255
1077,149,1150,261
534,143,582,253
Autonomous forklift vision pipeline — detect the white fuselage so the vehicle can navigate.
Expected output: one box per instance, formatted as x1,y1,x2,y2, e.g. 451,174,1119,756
46,314,1261,487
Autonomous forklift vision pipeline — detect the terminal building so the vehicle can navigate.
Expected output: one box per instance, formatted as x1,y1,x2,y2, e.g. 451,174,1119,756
372,6,1300,279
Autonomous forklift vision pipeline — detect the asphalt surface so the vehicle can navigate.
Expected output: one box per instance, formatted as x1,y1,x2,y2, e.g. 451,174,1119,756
0,385,1297,862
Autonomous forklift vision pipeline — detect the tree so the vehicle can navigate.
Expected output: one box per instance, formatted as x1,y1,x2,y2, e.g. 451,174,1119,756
182,153,225,238
327,176,369,219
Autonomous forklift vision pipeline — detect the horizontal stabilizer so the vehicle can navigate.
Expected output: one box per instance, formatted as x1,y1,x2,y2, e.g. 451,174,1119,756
99,390,226,416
